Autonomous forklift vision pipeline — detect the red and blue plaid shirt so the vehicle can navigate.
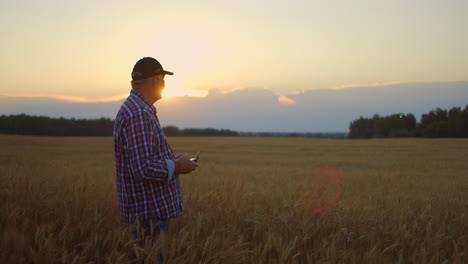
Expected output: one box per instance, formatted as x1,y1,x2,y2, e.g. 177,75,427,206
113,89,183,225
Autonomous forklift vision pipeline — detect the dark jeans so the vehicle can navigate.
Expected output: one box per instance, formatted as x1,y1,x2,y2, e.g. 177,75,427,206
128,218,170,264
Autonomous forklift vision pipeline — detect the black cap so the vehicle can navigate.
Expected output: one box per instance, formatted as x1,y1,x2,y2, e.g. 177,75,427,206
131,57,174,80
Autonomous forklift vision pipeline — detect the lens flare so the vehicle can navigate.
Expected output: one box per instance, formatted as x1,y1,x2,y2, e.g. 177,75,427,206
300,165,343,213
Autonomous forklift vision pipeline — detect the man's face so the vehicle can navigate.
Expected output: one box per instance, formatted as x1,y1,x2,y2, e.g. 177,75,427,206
152,74,165,100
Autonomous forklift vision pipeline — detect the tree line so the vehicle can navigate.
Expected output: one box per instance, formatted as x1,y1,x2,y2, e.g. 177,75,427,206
239,132,347,139
0,114,114,136
162,126,239,137
2,105,467,138
348,105,468,138
0,114,342,138
0,114,239,137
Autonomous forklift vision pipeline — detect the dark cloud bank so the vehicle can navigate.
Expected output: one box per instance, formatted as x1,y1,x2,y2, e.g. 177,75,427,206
1,82,467,132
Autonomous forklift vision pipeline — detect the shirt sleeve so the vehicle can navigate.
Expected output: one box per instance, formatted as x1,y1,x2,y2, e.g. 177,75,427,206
166,159,175,181
124,110,171,182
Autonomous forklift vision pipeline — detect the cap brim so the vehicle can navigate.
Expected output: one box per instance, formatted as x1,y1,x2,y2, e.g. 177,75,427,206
163,70,174,75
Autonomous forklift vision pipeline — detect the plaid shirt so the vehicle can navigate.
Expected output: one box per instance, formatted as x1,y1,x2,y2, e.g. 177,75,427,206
113,89,183,225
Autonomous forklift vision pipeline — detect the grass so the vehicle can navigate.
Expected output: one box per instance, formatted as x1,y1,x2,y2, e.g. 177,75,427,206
0,135,467,263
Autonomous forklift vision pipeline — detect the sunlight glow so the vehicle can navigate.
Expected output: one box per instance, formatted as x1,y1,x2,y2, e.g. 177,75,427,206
331,81,402,90
291,81,403,95
162,88,208,98
278,95,297,105
139,17,228,96
0,93,128,103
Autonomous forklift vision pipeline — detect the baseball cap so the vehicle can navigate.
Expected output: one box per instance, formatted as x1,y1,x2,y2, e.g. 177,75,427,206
131,57,174,80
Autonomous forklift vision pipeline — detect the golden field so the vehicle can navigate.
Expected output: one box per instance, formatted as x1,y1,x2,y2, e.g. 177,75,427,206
0,135,467,263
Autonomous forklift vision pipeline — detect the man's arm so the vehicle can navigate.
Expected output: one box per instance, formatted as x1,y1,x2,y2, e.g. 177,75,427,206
125,110,171,182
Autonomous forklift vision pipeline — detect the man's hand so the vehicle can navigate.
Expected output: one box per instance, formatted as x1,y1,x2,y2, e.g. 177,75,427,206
174,154,198,174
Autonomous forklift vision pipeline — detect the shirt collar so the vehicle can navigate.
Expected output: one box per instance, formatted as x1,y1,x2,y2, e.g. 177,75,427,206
130,89,157,114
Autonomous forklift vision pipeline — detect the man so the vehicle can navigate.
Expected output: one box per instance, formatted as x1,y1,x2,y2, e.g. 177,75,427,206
113,57,198,263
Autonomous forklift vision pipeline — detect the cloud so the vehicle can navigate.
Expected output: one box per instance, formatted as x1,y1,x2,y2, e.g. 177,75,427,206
331,81,402,90
278,96,297,105
163,89,208,98
156,82,468,132
0,93,128,103
1,81,467,132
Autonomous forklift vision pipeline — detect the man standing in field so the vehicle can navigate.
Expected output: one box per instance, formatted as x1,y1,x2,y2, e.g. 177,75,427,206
113,57,198,263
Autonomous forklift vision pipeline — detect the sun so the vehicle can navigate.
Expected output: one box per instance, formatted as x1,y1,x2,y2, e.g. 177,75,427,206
162,87,207,98
139,18,227,98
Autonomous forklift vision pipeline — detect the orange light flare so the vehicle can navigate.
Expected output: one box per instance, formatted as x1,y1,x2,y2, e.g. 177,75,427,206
278,95,297,105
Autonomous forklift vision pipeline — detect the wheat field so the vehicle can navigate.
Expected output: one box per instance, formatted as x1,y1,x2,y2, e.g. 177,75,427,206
0,135,466,263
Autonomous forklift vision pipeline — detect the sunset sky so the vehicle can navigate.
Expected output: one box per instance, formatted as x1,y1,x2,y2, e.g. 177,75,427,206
1,0,467,103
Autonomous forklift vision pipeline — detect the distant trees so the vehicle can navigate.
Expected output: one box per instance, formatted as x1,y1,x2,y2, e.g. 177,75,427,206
0,114,240,137
0,114,114,136
239,132,347,139
162,126,240,137
349,105,468,138
374,113,417,137
3,106,467,138
348,114,380,139
418,106,468,137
